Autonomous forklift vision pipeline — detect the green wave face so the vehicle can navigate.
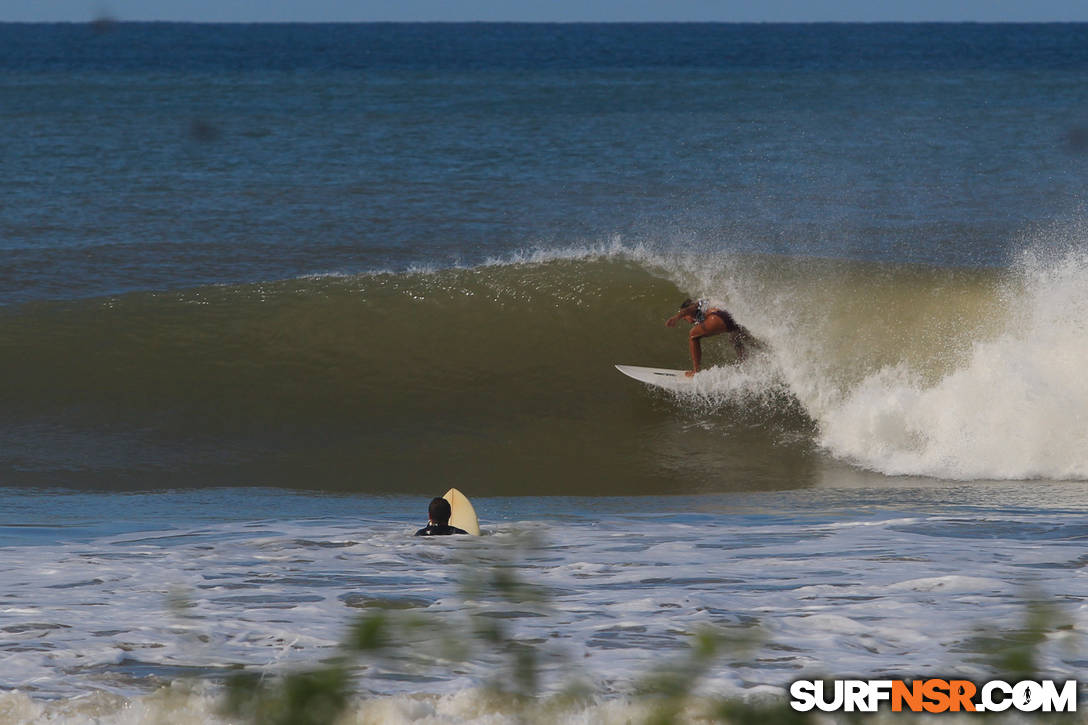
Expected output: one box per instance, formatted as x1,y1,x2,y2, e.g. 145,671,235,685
0,251,1038,492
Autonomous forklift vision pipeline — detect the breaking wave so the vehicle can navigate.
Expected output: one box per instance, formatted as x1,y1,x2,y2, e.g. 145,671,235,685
1,238,1084,488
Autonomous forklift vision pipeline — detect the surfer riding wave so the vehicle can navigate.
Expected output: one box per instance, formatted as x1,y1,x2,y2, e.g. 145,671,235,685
666,298,757,376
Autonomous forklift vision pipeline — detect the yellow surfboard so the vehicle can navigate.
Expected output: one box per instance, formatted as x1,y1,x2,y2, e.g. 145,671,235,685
442,487,480,536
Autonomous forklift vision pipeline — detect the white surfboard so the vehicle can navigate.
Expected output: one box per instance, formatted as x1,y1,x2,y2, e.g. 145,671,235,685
615,365,693,391
442,487,480,536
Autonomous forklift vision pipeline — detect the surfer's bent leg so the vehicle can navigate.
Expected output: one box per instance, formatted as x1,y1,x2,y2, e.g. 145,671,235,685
687,316,727,375
731,325,761,362
730,331,747,362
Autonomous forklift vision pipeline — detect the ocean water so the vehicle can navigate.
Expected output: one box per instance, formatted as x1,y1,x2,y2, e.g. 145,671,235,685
2,22,1088,722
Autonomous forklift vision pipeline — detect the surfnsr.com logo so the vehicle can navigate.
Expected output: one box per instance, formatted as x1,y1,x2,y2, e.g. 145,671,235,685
789,679,1078,713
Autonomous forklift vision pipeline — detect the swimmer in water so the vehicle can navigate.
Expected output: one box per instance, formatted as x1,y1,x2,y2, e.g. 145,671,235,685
665,298,755,376
414,497,469,536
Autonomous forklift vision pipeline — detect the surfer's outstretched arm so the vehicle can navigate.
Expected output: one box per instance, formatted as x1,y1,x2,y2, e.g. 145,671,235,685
666,302,700,328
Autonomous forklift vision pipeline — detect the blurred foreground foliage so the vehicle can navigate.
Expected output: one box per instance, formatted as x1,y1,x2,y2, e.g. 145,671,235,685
217,534,1079,725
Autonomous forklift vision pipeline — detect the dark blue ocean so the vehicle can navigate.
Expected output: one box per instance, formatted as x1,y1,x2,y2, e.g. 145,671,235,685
2,23,1088,721
4,23,1088,304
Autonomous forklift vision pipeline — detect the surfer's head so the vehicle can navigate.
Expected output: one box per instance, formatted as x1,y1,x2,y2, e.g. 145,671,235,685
677,298,701,320
428,497,452,525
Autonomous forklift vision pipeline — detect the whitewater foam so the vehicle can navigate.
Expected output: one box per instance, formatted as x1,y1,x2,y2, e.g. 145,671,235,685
816,249,1088,480
2,485,1087,721
0,684,770,725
